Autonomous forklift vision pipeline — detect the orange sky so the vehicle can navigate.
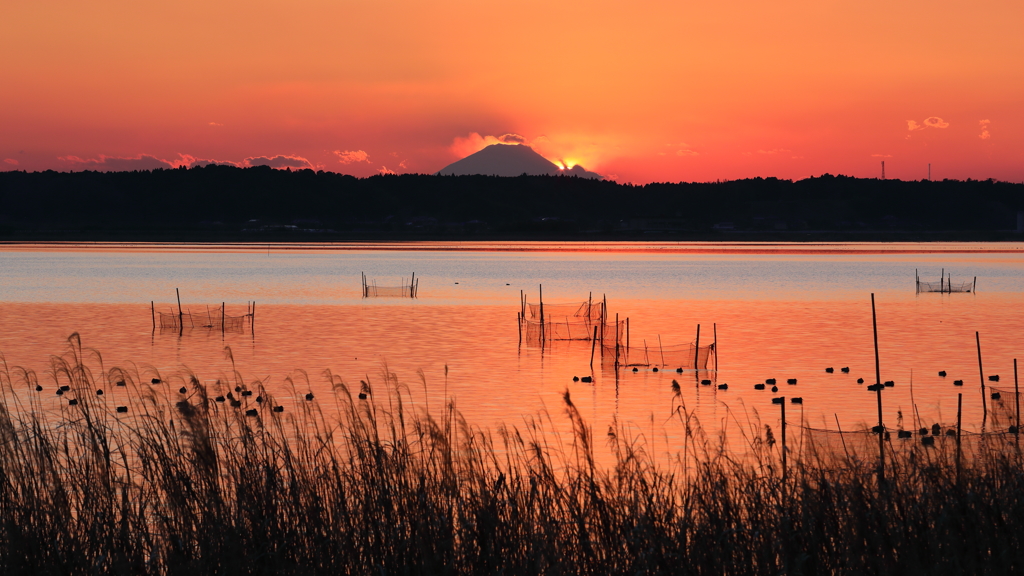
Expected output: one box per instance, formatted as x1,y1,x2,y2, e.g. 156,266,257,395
2,0,1022,183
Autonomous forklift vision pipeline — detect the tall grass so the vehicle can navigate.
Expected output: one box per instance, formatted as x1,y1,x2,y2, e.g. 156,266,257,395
1,334,1023,574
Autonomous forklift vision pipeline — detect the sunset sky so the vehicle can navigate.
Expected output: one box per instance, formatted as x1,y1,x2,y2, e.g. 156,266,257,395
2,0,1022,183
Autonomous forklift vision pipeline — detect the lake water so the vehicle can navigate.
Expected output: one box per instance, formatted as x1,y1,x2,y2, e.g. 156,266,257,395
2,242,1024,461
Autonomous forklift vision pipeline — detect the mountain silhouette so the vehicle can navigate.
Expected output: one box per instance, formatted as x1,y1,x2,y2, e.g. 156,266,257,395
437,144,602,179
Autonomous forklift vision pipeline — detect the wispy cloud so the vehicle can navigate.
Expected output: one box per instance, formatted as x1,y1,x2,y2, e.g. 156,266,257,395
242,155,316,170
450,133,528,158
334,149,370,164
756,148,792,155
3,158,19,165
398,160,408,169
907,120,924,131
208,122,224,127
923,116,949,129
870,154,893,158
676,149,699,156
59,154,176,171
378,166,397,175
979,119,991,140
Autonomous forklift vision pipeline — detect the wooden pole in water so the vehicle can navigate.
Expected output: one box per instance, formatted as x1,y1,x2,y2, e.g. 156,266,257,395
539,284,544,345
590,326,598,368
941,268,944,293
973,276,977,293
626,317,630,357
151,301,155,330
221,302,225,334
713,322,719,371
411,272,415,298
615,313,620,368
871,293,884,482
251,301,255,336
916,268,919,293
781,398,787,484
956,392,963,487
517,312,522,345
658,334,665,367
602,294,607,345
1015,359,1020,444
977,331,987,427
693,324,701,375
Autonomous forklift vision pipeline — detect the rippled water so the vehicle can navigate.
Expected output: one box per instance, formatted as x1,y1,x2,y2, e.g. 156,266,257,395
2,242,1023,459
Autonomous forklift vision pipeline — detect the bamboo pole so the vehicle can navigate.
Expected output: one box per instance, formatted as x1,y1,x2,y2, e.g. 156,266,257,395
251,301,255,336
941,268,944,293
977,331,987,427
539,284,544,345
222,302,225,334
658,334,665,367
590,326,598,368
713,322,719,371
626,317,630,357
411,272,415,298
517,312,521,345
693,324,701,374
973,276,977,293
1015,358,1020,443
151,301,155,330
176,289,183,336
871,293,883,482
615,313,620,368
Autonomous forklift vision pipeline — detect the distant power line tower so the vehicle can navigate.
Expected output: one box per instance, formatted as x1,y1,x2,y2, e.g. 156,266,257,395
881,161,885,179
928,163,931,180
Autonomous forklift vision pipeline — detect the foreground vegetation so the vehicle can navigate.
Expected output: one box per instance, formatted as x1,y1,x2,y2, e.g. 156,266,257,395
1,336,1023,574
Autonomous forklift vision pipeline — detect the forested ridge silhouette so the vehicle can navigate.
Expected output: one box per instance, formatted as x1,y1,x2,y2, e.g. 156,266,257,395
1,165,1021,240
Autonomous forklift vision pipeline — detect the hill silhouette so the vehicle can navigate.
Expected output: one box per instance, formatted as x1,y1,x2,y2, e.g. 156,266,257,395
437,144,602,179
0,167,1021,240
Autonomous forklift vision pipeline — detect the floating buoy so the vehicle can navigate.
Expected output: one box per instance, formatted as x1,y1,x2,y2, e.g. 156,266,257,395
989,375,1000,382
938,371,947,377
771,398,783,404
992,392,1002,400
116,380,126,387
116,406,128,413
931,423,941,436
60,385,70,392
676,368,683,373
581,376,593,383
718,383,728,390
1010,426,1019,434
305,393,314,401
179,387,187,394
256,395,264,403
652,367,659,372
790,397,802,404
787,378,797,385
69,399,78,406
884,381,895,387
841,367,850,373
945,429,956,436
766,378,777,385
898,430,912,439
918,427,928,435
215,396,225,402
857,378,864,384
573,376,580,381
701,379,712,385
35,385,42,392
235,386,242,392
867,384,884,392
151,378,161,384
922,436,935,446
230,400,242,408
631,368,638,373
246,409,258,417
872,425,885,433
953,380,964,386
771,386,778,393
358,393,367,400
825,367,834,373
754,383,766,390
56,389,64,396
96,389,103,396
273,406,284,413
241,390,253,397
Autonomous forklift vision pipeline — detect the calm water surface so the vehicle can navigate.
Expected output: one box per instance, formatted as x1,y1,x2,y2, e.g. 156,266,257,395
2,242,1023,461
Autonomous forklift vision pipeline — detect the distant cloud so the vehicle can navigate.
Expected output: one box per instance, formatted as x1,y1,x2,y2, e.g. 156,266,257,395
59,154,175,171
378,166,396,175
243,155,315,170
923,117,949,129
208,122,224,127
907,120,924,131
398,160,408,169
756,149,792,155
450,132,528,158
676,149,699,156
870,154,893,158
4,158,18,165
979,119,991,140
334,149,370,164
